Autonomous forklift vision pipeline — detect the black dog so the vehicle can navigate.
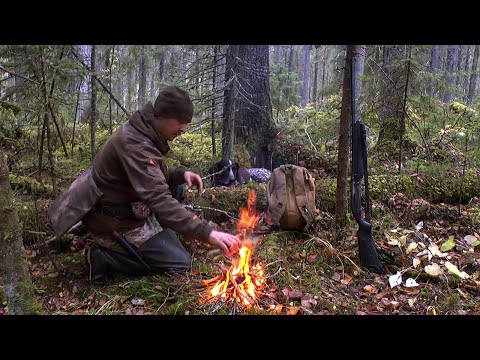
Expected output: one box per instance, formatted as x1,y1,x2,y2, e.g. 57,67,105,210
208,158,272,187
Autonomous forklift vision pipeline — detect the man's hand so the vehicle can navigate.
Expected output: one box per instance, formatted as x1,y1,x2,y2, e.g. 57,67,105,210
184,171,203,193
207,230,241,258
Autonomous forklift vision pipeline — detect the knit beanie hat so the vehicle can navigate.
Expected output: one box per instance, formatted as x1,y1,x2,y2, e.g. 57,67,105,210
153,85,193,123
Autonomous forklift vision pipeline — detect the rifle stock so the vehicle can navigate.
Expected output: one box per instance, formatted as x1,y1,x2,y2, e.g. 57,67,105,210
350,51,384,274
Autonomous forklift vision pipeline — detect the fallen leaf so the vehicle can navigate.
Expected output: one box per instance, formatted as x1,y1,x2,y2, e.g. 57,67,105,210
286,306,300,315
274,304,283,313
131,297,145,306
301,297,317,309
440,236,456,252
332,272,341,282
300,306,314,315
387,238,400,246
375,288,390,300
428,244,448,258
416,249,432,261
464,235,477,245
406,242,418,255
288,289,304,300
412,258,421,268
415,221,424,232
399,235,408,246
405,278,419,287
425,263,444,277
340,274,353,285
389,271,402,288
444,261,470,279
385,300,400,312
363,284,377,295
426,306,437,315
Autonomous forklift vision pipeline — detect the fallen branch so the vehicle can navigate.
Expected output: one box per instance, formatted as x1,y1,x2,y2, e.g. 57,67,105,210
202,275,222,287
28,221,83,249
184,204,237,220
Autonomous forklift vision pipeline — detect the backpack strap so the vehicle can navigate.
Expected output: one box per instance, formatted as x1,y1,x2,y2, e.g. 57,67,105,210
267,165,287,225
292,166,308,227
294,167,316,229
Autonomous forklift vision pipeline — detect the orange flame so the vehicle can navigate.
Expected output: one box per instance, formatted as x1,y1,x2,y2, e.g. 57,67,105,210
206,190,266,307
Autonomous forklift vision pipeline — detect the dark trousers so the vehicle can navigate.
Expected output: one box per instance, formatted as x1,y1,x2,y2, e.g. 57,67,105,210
87,185,191,283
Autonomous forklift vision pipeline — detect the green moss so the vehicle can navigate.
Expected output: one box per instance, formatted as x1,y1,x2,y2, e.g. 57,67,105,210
164,299,193,315
167,132,221,174
9,174,53,195
257,233,284,263
315,178,337,212
194,262,213,274
14,280,43,314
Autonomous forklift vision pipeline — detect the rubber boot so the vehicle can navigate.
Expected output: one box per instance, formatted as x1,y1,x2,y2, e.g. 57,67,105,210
86,246,149,285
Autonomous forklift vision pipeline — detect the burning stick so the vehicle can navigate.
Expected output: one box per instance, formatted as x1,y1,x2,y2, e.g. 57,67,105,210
202,190,267,308
201,275,222,287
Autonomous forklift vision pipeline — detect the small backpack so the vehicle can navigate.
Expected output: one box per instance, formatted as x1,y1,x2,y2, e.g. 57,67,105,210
267,164,317,231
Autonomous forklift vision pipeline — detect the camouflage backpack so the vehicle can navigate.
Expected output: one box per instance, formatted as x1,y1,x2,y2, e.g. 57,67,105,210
267,164,317,231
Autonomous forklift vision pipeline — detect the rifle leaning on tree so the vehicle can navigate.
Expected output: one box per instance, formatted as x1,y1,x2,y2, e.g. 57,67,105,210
350,55,384,274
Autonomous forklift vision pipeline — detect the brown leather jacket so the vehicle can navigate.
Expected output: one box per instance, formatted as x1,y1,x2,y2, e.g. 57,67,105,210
83,102,212,243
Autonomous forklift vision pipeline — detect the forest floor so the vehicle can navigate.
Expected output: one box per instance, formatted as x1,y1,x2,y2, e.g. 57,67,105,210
1,194,479,316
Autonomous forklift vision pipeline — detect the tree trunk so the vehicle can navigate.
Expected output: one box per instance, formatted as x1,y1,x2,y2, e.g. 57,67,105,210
109,45,115,134
276,45,284,64
443,45,459,103
211,46,218,157
126,60,133,112
0,152,42,314
90,45,97,160
335,45,365,227
312,46,319,106
467,45,479,105
377,45,409,150
221,45,239,161
429,45,439,96
462,45,472,102
320,47,329,104
301,45,311,107
138,45,147,108
456,45,463,87
222,45,275,169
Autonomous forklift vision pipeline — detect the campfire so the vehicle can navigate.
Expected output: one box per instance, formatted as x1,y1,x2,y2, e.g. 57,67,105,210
202,190,266,307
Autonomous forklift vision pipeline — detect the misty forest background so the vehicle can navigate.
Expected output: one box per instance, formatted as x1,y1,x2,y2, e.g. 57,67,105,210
1,45,479,315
